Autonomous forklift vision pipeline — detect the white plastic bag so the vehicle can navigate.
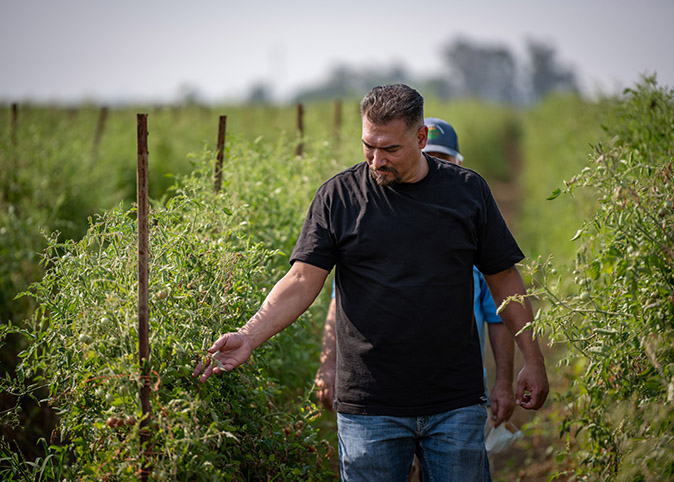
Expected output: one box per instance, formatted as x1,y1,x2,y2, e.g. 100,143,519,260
484,421,522,454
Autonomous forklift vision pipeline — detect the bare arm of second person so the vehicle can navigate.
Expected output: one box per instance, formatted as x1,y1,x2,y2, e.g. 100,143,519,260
484,265,549,410
193,261,329,383
315,297,337,410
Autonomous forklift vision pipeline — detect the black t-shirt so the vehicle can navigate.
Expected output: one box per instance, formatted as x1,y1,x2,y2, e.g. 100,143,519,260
290,154,524,416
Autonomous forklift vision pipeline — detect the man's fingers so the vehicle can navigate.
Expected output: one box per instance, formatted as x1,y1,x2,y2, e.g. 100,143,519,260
493,412,505,427
524,388,547,410
491,402,506,427
192,358,208,379
515,381,525,406
208,333,233,353
518,391,538,409
490,398,499,421
197,364,214,383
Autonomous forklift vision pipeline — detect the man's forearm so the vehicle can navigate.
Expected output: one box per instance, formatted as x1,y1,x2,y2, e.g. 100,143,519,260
488,323,514,384
485,265,548,409
239,261,328,350
484,266,543,362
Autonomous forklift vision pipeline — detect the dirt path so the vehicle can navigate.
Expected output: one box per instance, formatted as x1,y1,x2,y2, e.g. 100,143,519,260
489,126,523,231
485,132,572,482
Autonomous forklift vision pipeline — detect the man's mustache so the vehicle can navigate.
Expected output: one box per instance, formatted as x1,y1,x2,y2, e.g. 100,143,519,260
371,166,395,173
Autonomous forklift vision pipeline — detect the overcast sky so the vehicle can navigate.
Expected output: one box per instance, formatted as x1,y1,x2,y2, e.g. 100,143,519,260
1,0,672,103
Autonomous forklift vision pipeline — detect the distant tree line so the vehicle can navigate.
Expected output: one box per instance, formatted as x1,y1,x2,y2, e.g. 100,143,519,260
248,37,578,105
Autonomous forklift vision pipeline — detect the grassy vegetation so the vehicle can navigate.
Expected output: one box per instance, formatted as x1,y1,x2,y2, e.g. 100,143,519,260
2,81,668,480
518,93,614,264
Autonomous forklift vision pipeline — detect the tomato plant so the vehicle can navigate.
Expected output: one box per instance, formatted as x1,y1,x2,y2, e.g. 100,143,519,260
1,153,336,480
527,77,674,480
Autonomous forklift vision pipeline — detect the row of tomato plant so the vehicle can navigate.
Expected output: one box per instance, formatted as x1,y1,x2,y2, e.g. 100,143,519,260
525,77,673,480
0,127,348,479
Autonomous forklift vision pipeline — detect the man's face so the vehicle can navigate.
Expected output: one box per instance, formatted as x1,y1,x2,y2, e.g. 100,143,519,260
362,117,428,187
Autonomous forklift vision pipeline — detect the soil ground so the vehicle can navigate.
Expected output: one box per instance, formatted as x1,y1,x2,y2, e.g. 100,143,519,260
484,133,573,482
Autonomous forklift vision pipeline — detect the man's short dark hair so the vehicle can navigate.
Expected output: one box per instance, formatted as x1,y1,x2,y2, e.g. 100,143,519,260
360,84,424,130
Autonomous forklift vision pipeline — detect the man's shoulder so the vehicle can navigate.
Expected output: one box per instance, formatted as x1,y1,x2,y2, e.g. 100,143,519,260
318,162,368,191
433,158,486,184
333,162,368,180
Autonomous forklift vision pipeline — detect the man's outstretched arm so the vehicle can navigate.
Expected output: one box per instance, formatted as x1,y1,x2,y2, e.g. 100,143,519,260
193,261,329,382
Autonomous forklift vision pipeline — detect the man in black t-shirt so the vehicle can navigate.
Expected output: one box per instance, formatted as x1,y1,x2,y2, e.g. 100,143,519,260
193,84,549,482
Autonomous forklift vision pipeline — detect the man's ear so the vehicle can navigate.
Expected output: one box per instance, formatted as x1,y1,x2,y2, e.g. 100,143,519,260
417,125,428,149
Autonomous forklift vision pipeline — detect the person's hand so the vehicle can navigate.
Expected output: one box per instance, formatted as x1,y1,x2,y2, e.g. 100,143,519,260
515,358,549,410
314,364,336,411
489,379,515,426
192,332,253,383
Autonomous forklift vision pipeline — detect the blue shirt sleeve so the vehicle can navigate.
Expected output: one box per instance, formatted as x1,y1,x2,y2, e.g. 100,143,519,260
476,269,501,324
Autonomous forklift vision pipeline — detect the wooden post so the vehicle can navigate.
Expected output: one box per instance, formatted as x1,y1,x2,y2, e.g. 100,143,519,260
214,115,227,193
295,103,304,156
92,106,109,161
136,113,152,481
333,99,342,145
10,103,18,152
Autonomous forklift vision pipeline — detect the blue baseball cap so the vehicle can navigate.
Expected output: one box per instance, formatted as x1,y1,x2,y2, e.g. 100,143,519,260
423,117,463,161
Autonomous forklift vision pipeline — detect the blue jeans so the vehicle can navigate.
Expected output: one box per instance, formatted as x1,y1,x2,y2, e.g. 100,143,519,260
337,404,490,482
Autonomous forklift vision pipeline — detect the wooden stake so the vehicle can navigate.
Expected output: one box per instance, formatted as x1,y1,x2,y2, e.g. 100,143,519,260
92,106,109,161
10,103,18,152
214,115,227,193
136,113,152,481
295,103,304,156
333,99,342,146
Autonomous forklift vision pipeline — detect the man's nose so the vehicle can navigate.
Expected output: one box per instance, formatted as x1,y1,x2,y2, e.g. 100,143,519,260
371,149,387,169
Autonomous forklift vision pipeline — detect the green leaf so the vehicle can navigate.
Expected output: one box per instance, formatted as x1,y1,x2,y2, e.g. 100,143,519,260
546,188,562,200
571,228,584,241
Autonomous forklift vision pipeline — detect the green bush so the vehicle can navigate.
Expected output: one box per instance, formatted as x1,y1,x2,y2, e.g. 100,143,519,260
0,156,335,480
527,77,674,481
0,103,348,466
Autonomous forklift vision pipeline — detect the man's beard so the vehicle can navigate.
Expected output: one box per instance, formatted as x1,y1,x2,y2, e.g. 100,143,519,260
370,166,401,187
